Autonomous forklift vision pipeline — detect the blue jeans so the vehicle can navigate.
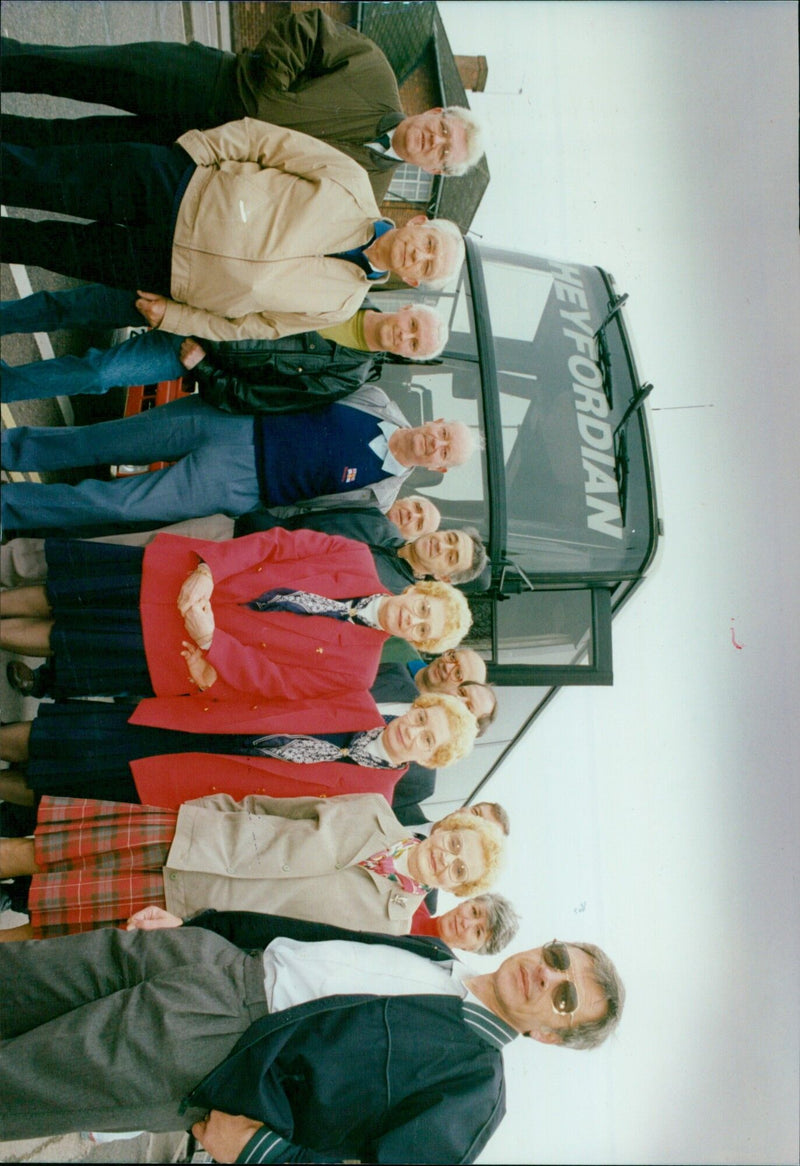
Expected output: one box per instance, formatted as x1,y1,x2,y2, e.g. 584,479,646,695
1,284,186,402
2,332,185,402
1,396,260,533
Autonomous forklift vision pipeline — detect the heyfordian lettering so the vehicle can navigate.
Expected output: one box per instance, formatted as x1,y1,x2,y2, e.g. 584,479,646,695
550,263,623,540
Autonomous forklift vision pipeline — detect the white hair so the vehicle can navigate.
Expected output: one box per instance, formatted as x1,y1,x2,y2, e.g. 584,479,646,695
449,421,479,463
442,106,485,175
420,218,465,291
406,303,449,359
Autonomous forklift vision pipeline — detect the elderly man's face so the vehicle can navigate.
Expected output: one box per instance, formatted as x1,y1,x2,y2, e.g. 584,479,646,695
469,802,504,831
381,217,459,287
417,648,486,694
404,530,474,582
489,943,607,1040
390,418,472,472
436,899,490,952
376,306,441,359
392,108,470,174
456,683,496,726
387,496,440,539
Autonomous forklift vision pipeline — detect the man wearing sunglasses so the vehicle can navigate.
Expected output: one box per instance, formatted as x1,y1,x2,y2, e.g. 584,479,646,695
0,911,625,1161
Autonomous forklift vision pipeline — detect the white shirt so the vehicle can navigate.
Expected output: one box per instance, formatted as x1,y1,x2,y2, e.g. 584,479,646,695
366,127,402,162
262,936,468,1012
376,700,412,719
368,419,408,476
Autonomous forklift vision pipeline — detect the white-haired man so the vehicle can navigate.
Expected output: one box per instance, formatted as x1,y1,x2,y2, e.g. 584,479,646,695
1,10,485,200
2,120,465,341
2,284,448,408
1,382,475,534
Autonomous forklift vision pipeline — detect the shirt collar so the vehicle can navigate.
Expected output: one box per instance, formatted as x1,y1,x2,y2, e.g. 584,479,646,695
367,128,402,162
382,126,402,162
368,419,408,476
360,728,394,765
354,594,384,629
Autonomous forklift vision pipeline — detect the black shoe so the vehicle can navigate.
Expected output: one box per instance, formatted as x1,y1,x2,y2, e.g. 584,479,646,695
6,660,45,697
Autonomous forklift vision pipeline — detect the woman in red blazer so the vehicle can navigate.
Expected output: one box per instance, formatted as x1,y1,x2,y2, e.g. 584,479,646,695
0,690,476,809
0,529,472,728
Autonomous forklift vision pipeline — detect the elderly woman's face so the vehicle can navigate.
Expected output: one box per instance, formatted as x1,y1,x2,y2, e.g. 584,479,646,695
411,827,486,892
377,590,447,644
436,900,491,951
381,703,450,766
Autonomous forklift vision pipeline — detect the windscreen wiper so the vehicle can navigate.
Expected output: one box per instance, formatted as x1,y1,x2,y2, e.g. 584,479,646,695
493,556,536,599
613,381,653,524
593,293,628,408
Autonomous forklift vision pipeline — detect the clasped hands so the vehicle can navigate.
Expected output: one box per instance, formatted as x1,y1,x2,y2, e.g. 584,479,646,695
178,565,218,687
179,565,215,648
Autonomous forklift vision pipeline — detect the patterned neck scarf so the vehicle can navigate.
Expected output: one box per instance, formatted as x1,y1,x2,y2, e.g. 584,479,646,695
359,837,432,894
247,587,380,627
250,725,400,767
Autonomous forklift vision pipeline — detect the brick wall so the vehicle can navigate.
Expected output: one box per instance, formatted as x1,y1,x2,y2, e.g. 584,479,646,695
398,45,439,115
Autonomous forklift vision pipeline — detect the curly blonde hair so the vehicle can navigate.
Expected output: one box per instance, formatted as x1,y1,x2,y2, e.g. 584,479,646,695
412,692,477,767
432,807,505,897
405,580,472,653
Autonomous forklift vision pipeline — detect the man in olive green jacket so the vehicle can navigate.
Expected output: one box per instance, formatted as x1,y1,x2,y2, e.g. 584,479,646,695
1,10,484,202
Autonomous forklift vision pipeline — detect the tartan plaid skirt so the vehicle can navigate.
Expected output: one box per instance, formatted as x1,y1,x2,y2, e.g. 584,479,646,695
30,795,177,938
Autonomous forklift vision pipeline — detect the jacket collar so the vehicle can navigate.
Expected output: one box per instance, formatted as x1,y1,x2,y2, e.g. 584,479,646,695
461,1000,519,1050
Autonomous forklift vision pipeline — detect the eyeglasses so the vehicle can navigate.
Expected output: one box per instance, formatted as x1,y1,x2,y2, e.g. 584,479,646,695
543,940,579,1016
440,649,463,682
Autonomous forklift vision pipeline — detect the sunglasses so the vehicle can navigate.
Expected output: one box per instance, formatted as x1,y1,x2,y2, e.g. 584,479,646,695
542,940,579,1016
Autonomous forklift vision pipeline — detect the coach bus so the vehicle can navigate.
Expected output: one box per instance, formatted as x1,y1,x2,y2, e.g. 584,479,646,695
370,241,662,812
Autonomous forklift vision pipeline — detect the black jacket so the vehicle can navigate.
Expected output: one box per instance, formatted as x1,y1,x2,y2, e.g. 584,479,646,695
183,911,509,1164
233,505,416,592
194,333,383,415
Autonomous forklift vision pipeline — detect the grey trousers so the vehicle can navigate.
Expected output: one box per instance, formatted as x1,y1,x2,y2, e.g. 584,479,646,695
0,926,269,1140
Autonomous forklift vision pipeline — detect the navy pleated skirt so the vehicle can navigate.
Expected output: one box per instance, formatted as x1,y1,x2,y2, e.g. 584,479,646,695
26,701,253,803
44,539,153,698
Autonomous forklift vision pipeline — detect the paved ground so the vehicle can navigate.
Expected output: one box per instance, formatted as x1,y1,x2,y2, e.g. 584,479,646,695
1,5,225,1160
0,1132,195,1164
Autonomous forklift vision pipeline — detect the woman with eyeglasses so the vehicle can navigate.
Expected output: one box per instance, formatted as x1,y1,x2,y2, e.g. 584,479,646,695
0,528,471,720
0,794,503,943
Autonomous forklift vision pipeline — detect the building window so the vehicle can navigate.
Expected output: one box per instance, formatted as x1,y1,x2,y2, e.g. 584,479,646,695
386,164,434,204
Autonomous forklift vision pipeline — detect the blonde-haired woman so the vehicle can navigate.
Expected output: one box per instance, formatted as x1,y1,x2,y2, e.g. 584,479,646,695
0,791,503,942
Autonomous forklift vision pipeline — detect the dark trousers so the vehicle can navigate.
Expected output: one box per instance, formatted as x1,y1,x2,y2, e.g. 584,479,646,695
0,37,243,146
1,140,190,291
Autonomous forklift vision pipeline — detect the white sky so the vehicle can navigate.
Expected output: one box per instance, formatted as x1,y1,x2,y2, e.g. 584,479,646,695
436,3,799,1164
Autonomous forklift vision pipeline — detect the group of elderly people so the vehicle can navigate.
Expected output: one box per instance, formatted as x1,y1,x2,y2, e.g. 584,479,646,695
0,13,625,1164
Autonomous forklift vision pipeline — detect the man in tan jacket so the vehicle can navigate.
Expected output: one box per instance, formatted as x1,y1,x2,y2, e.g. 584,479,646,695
2,120,465,341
